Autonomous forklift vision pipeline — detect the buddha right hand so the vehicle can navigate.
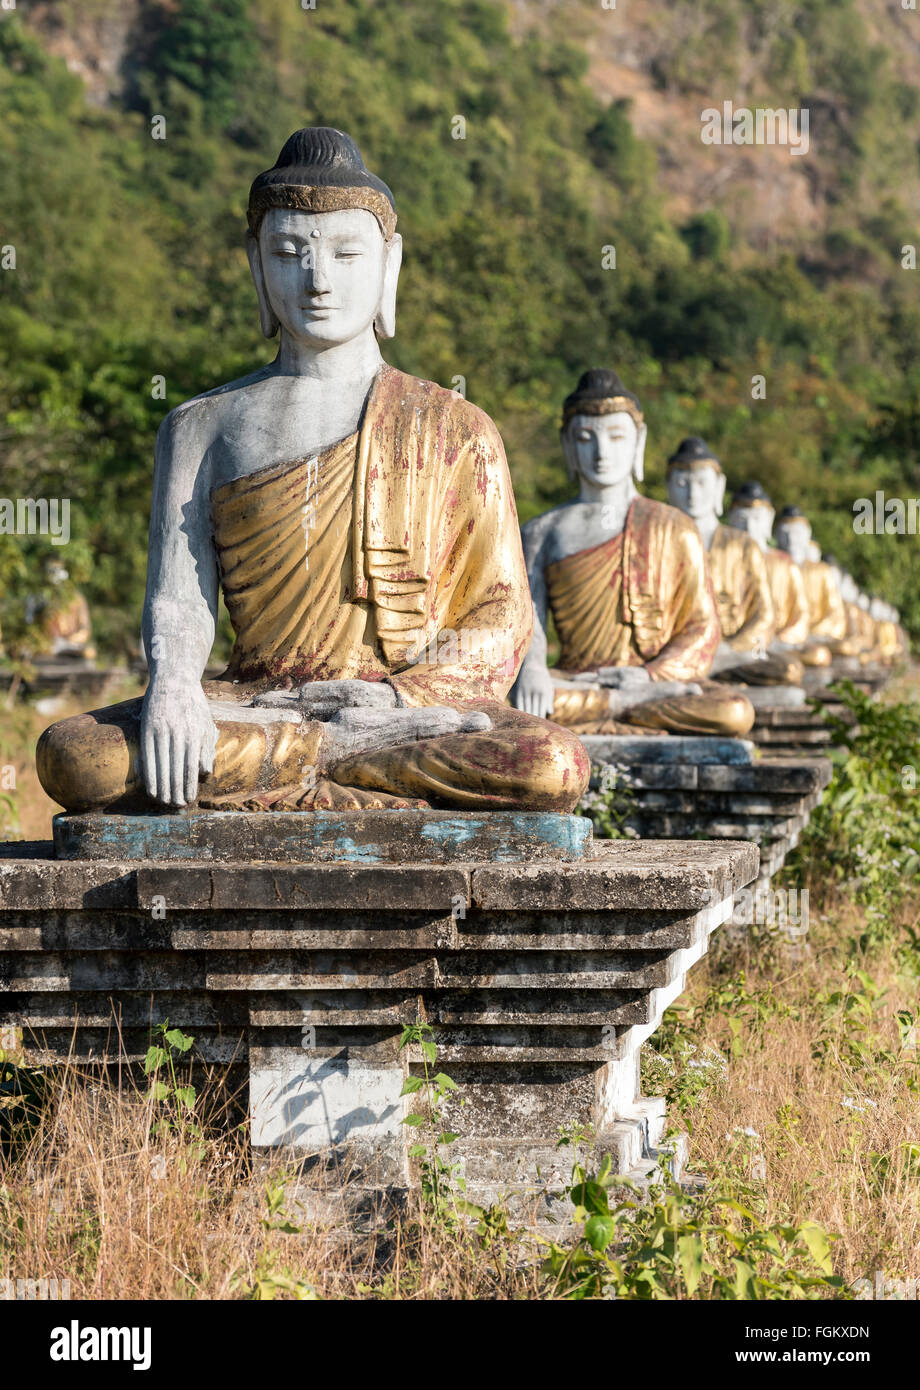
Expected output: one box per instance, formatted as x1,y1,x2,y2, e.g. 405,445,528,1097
140,680,218,806
508,665,556,719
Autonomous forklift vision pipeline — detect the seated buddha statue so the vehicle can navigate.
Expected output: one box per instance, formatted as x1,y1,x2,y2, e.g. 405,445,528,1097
773,506,855,657
870,598,907,663
508,370,753,737
726,482,831,668
37,127,588,815
26,561,97,663
664,438,803,687
822,556,881,664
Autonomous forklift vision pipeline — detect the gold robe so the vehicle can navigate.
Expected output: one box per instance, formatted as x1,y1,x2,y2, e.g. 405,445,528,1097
37,366,588,814
544,497,753,736
802,560,848,642
40,591,95,659
844,601,886,664
709,524,774,654
763,547,809,646
877,619,905,662
707,525,800,685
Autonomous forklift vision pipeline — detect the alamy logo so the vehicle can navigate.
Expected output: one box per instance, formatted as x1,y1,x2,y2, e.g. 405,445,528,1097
853,491,920,535
0,497,70,545
407,626,515,673
701,102,809,157
50,1320,151,1371
1,1277,70,1300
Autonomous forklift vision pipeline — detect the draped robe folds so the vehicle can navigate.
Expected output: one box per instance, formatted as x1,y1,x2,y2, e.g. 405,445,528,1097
801,560,849,644
543,496,754,737
763,547,810,646
707,525,803,686
764,547,830,666
36,365,588,813
844,601,883,664
42,592,93,653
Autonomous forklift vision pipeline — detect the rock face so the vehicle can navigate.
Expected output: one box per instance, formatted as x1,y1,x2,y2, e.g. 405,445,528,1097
0,826,757,1212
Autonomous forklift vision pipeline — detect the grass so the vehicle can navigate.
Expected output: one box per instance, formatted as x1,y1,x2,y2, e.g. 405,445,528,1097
0,674,918,1298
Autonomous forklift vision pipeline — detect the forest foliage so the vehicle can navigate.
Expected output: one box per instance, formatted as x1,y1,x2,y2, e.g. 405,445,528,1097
1,0,919,655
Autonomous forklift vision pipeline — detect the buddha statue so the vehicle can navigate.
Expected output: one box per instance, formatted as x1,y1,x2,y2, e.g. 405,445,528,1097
823,556,880,663
726,482,831,667
870,598,907,663
509,370,753,737
37,127,588,814
773,506,854,657
664,439,802,686
26,561,96,663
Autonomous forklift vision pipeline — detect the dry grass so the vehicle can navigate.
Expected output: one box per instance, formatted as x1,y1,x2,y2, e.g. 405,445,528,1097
651,889,920,1291
0,1053,547,1300
1,681,919,1298
0,679,143,842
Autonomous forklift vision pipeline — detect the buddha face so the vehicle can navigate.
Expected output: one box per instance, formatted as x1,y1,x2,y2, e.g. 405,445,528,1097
774,518,811,566
726,503,774,551
249,206,402,347
666,463,725,522
563,410,646,489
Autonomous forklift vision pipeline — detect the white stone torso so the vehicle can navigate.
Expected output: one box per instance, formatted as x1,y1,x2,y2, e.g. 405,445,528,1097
521,492,635,571
173,363,378,494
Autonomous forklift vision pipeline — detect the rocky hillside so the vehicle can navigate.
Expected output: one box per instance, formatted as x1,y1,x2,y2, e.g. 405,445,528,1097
2,0,919,648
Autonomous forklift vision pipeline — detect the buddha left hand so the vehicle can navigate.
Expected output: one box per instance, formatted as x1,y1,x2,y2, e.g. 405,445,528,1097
591,666,653,690
254,679,400,719
253,679,492,767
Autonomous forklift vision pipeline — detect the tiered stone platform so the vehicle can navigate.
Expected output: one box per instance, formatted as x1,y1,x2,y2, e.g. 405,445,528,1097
0,812,757,1213
580,735,831,886
748,704,838,757
0,660,125,704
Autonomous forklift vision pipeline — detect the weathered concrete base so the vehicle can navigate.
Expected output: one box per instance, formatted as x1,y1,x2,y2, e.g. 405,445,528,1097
748,691,853,757
581,735,831,887
0,661,124,703
53,809,592,864
0,835,757,1208
737,685,806,710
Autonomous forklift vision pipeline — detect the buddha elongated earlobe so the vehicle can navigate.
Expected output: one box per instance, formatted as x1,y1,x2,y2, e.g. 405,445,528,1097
633,423,648,483
716,473,727,516
561,429,578,484
246,234,280,339
374,233,402,339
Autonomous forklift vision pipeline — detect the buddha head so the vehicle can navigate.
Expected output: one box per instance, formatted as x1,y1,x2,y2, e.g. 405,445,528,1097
774,506,812,566
840,573,858,604
726,480,775,551
44,558,69,589
560,369,647,491
665,437,725,523
246,127,403,349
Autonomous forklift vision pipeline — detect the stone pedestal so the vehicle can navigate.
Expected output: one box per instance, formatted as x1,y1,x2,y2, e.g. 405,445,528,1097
0,661,122,704
581,735,831,886
747,680,865,757
0,821,757,1211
